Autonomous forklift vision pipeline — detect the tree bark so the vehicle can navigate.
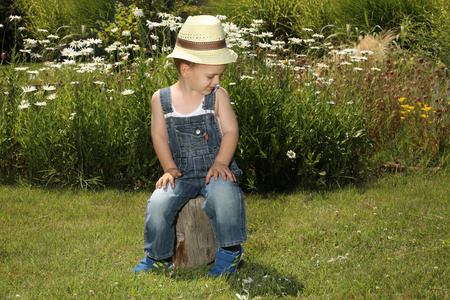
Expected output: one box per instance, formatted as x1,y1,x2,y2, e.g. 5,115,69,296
172,196,218,268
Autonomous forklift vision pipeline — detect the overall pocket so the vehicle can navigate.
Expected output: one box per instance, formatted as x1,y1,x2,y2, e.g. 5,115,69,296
174,121,208,152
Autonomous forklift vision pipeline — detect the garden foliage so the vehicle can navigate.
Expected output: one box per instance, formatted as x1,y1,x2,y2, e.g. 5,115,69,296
205,0,449,67
0,4,448,191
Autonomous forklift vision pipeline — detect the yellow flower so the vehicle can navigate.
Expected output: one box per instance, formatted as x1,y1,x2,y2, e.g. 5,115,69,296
398,97,406,103
421,114,429,118
421,106,432,112
401,116,406,120
400,111,408,114
416,102,423,107
408,105,415,110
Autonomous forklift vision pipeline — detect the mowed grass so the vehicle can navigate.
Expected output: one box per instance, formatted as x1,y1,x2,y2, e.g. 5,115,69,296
1,170,449,299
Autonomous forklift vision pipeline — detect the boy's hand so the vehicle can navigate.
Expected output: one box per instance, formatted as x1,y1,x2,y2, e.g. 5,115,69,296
206,162,236,184
156,168,182,189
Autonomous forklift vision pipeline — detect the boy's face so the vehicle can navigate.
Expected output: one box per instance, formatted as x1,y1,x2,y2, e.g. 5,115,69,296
186,64,228,95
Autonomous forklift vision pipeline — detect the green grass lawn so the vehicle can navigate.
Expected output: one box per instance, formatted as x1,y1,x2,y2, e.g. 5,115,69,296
1,170,449,299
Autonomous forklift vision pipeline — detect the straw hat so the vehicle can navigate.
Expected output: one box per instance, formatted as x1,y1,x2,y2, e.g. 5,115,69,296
167,15,237,65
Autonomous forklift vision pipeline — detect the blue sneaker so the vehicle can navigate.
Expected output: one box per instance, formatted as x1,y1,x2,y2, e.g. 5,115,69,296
132,256,173,273
208,245,244,277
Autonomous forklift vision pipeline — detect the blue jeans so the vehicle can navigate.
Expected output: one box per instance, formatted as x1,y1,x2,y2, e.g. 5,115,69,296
143,176,247,260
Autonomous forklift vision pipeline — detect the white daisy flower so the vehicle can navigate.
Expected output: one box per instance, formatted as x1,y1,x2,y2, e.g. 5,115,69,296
286,150,296,159
21,86,37,93
61,47,76,57
360,50,374,55
289,38,303,44
9,15,22,21
133,7,144,17
18,100,30,110
42,85,56,91
47,93,57,100
69,40,84,49
121,89,135,95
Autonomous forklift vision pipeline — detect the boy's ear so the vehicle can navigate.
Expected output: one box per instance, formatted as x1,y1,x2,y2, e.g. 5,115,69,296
180,63,191,79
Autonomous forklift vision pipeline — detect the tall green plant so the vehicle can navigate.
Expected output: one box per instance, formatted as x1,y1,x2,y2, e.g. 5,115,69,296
0,16,25,182
1,7,448,191
330,0,432,29
14,0,113,39
412,0,450,66
225,58,370,190
204,0,334,38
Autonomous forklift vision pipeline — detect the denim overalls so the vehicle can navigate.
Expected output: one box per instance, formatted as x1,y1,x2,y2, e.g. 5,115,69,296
143,86,247,260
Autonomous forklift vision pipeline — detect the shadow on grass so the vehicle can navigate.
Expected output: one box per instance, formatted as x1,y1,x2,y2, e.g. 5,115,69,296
229,260,304,298
167,260,304,298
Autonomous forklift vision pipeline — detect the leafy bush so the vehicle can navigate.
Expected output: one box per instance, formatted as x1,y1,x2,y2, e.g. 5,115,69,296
205,0,449,67
95,2,145,49
13,0,114,40
225,65,369,190
0,0,17,56
0,54,175,189
1,8,448,191
330,0,433,29
411,0,450,66
205,0,334,38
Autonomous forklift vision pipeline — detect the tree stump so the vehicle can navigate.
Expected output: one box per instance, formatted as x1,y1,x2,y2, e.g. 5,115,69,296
172,196,218,268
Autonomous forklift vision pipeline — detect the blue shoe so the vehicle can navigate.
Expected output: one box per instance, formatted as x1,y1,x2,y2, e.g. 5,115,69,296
132,256,173,273
208,245,244,277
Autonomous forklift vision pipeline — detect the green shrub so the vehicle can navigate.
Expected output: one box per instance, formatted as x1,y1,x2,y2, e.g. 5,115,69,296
1,7,448,191
411,0,450,66
13,0,114,41
330,0,432,29
0,52,175,189
225,64,369,190
205,0,449,67
204,0,334,38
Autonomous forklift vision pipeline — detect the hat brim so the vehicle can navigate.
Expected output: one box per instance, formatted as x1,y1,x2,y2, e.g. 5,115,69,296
167,45,238,65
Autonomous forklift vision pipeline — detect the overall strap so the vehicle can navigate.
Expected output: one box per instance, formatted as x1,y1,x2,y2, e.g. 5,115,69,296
159,87,173,115
202,85,219,113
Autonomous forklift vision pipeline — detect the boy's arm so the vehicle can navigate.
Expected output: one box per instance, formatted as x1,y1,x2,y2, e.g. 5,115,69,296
205,87,239,183
151,91,182,188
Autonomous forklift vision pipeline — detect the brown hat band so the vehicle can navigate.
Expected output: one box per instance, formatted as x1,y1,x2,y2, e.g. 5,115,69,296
176,38,226,51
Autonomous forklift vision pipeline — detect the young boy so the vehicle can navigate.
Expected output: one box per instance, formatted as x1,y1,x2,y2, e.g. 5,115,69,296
133,15,247,277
